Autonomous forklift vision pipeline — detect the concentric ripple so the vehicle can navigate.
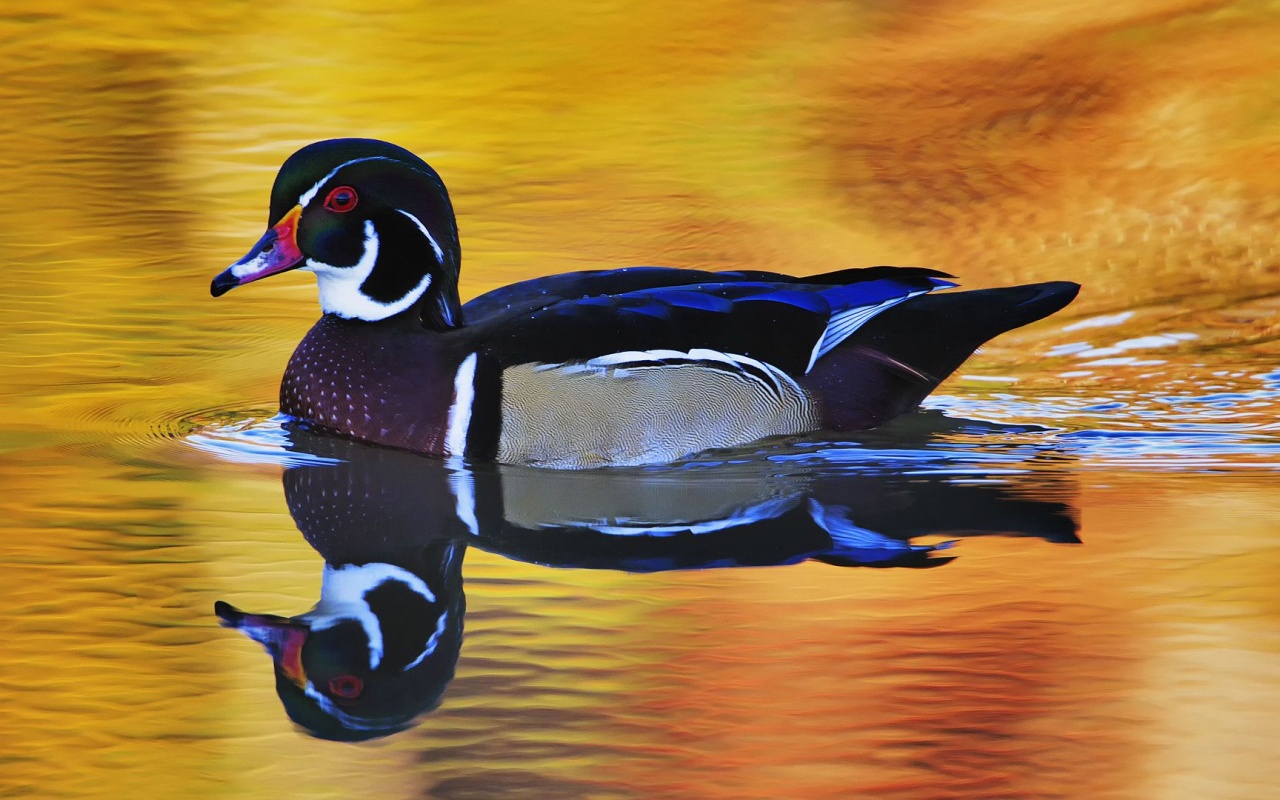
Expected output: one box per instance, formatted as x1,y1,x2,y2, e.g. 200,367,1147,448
185,413,341,467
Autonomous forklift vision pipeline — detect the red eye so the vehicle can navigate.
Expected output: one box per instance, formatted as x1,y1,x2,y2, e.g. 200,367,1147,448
328,675,363,698
324,186,358,213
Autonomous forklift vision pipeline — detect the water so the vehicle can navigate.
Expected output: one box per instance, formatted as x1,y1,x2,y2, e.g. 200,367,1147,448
4,2,1280,797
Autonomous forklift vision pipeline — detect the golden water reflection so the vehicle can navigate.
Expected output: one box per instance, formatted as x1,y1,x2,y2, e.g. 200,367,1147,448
3,0,1280,797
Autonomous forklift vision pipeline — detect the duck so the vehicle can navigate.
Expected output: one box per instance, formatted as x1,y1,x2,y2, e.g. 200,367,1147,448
211,138,1079,468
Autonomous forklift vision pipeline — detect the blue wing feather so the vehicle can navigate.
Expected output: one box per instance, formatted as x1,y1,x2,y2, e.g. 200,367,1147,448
818,277,934,311
738,289,828,313
470,267,950,373
640,289,735,313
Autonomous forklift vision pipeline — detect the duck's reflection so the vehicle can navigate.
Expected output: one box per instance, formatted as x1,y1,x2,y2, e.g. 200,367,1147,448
215,538,462,741
218,420,1078,740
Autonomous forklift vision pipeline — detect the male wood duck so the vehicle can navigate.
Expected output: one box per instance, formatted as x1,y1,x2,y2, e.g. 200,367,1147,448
211,138,1079,468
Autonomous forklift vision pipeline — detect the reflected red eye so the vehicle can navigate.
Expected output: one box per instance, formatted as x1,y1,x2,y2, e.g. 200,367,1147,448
324,186,358,213
328,675,363,698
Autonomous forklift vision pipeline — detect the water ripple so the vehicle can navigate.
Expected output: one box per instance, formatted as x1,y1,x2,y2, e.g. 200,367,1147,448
188,391,1280,475
185,414,340,467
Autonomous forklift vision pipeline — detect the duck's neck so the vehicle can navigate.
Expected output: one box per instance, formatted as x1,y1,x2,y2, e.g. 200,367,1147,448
420,277,464,331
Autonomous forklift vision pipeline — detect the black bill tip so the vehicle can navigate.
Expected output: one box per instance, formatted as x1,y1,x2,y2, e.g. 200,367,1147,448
210,269,240,298
214,600,242,625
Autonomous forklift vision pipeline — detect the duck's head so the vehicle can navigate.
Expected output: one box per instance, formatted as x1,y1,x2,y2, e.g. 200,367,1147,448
211,138,463,328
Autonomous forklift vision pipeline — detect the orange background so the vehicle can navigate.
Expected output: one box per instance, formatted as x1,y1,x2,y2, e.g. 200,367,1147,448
1,1,1279,797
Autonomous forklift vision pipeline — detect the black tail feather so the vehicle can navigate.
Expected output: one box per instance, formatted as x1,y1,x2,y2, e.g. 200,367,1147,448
803,281,1079,430
801,265,957,284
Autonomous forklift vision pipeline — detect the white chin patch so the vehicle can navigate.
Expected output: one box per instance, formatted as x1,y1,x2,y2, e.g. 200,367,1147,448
303,220,432,321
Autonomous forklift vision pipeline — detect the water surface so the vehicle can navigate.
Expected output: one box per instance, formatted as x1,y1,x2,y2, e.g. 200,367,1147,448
3,2,1280,798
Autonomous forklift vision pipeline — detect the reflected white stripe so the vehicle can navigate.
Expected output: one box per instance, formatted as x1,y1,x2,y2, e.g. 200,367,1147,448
448,470,479,536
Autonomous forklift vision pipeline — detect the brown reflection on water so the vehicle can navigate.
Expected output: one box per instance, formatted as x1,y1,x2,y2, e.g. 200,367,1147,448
2,0,1280,797
611,551,1144,799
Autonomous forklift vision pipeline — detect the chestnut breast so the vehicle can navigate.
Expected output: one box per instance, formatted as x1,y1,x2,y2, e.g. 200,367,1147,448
281,316,455,455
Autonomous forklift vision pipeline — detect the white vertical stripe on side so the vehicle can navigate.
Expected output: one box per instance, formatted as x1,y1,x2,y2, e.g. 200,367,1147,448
445,353,478,457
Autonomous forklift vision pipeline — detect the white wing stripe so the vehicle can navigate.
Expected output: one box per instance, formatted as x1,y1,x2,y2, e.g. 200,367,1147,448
577,496,798,537
805,290,929,373
590,349,687,366
531,349,801,400
579,348,800,399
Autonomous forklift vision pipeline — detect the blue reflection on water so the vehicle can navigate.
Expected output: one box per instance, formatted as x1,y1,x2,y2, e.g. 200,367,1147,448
187,414,341,467
915,371,1280,471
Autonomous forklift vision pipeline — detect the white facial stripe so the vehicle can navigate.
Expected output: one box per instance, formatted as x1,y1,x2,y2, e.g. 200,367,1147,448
303,220,433,321
301,683,384,730
445,353,478,457
298,156,398,207
396,208,446,265
296,553,452,726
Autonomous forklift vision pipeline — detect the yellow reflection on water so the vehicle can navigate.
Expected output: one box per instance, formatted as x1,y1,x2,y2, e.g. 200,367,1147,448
3,0,1280,797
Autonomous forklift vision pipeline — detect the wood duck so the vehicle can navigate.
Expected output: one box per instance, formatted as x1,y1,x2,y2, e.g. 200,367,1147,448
211,138,1080,468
